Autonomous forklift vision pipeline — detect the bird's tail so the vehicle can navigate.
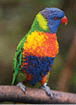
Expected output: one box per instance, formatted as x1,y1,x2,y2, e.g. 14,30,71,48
11,71,18,85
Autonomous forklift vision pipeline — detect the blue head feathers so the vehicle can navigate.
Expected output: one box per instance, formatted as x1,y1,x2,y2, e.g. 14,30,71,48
40,8,65,33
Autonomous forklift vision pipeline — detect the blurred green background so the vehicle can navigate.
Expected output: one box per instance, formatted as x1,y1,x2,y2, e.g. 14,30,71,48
0,0,76,93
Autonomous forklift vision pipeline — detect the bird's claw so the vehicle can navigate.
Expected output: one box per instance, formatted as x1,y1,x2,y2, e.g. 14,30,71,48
41,83,54,99
17,82,26,93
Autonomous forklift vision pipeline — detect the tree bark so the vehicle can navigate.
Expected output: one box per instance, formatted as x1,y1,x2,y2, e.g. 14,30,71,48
0,86,76,104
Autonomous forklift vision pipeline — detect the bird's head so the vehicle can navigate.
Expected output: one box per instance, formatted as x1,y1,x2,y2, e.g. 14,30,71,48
35,8,68,33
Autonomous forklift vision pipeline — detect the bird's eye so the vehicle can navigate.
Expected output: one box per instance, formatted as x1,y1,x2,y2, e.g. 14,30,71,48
53,17,59,20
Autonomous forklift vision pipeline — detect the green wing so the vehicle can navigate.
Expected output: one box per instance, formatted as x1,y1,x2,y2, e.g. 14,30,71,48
12,35,27,85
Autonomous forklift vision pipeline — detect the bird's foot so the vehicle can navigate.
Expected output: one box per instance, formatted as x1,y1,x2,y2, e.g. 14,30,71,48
41,83,54,99
17,82,26,93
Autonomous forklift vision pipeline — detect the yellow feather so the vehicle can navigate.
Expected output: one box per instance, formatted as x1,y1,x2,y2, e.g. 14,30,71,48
37,13,48,30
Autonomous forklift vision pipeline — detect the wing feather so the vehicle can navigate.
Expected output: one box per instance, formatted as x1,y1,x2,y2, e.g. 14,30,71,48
12,36,27,85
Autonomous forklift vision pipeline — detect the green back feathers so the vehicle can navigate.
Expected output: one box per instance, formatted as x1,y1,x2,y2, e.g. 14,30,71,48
12,36,27,85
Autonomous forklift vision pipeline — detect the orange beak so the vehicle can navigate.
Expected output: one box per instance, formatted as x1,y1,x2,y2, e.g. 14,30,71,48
61,16,68,25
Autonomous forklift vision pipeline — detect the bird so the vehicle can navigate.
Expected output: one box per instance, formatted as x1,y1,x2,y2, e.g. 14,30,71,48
12,8,68,98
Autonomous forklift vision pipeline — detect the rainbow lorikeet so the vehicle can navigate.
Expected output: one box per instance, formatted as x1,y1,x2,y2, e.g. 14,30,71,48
12,8,68,98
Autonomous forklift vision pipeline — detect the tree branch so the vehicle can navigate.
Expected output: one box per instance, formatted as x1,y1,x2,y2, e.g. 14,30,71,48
0,86,76,103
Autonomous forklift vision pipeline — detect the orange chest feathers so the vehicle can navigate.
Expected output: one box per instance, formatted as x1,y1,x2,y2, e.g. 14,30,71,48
23,31,59,57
